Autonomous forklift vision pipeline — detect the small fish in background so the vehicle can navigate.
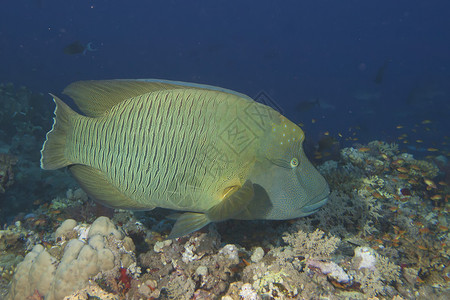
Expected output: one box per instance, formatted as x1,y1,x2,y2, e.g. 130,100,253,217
63,41,97,55
295,98,335,113
40,79,330,238
306,134,340,163
296,98,320,112
406,81,446,106
374,59,390,84
317,135,339,153
317,100,335,110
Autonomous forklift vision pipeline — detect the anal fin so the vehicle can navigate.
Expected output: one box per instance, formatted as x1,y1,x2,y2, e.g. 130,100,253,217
69,164,154,210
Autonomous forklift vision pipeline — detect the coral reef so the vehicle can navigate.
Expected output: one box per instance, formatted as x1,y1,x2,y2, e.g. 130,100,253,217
7,217,136,300
64,283,119,300
0,219,40,293
0,83,74,222
282,228,340,260
0,153,17,193
350,246,401,296
0,126,448,299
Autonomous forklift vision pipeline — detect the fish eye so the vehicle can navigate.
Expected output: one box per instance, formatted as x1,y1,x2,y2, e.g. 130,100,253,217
290,157,299,168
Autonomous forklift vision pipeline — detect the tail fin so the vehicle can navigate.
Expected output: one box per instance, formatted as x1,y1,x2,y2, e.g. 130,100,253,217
40,94,77,170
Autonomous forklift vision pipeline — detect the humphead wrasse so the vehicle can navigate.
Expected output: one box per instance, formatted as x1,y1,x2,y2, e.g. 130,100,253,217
40,79,330,238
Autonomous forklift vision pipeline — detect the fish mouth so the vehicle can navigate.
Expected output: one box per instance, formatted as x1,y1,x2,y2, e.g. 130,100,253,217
297,186,330,216
299,197,328,215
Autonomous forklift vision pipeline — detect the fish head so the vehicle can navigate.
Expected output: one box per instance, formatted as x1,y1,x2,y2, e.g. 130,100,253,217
250,116,329,220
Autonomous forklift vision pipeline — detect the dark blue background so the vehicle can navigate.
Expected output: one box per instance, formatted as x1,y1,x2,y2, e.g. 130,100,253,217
1,0,449,149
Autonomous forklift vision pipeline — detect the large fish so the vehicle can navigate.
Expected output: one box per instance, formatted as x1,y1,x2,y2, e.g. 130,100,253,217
40,79,330,238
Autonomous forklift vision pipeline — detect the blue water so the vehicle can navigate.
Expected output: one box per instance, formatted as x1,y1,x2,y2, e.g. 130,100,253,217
1,1,449,150
1,3,449,298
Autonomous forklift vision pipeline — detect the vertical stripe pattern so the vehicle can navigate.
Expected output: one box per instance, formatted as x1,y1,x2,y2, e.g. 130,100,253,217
66,89,263,211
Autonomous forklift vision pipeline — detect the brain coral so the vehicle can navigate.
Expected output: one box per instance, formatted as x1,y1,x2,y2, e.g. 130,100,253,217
7,216,135,300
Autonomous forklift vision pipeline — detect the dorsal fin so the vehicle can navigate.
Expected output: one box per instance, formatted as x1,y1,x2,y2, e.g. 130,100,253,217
63,79,253,117
133,79,254,101
62,80,182,117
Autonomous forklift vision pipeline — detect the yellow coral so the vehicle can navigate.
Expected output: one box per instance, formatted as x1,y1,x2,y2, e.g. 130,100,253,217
362,176,385,188
368,140,399,156
254,270,289,294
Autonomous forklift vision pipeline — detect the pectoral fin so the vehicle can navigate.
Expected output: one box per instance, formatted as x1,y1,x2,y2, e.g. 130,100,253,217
207,180,254,221
234,184,273,220
167,180,254,239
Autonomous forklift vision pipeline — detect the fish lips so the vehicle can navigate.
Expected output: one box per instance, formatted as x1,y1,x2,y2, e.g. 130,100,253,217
296,194,329,216
298,181,330,214
260,183,330,220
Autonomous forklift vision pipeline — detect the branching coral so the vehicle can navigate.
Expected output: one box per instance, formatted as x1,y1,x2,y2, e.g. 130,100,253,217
282,228,340,260
351,246,400,296
368,140,399,156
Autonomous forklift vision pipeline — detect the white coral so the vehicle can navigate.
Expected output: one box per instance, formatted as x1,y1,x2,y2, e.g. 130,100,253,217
353,246,377,271
218,244,239,264
239,283,261,300
307,259,351,283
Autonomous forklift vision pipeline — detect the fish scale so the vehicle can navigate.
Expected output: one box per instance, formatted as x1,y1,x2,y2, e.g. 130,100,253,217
73,90,219,210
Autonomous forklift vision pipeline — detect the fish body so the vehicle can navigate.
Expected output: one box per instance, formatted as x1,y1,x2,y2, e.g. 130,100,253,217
295,98,320,112
63,41,97,55
41,80,329,237
63,41,85,55
374,59,390,84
